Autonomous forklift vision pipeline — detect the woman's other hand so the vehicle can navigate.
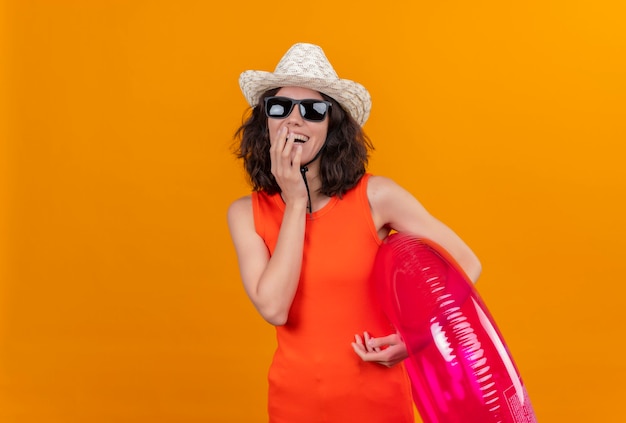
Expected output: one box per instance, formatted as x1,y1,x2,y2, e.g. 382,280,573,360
351,331,408,367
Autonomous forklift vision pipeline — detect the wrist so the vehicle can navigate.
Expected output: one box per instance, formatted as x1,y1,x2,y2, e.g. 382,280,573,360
284,197,309,212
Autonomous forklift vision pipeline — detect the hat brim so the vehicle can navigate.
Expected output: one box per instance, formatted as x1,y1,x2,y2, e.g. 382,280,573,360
239,70,371,126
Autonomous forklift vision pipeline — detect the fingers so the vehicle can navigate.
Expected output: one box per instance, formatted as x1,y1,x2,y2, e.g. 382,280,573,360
269,128,307,206
351,332,408,368
351,332,383,361
367,332,401,350
351,341,396,367
270,127,296,161
270,127,287,176
351,334,369,359
270,127,302,180
364,331,382,353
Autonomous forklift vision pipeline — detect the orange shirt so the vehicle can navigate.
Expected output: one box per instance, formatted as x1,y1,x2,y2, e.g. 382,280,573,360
252,174,414,423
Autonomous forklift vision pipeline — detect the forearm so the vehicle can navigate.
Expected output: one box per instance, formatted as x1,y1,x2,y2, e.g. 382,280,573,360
255,201,307,325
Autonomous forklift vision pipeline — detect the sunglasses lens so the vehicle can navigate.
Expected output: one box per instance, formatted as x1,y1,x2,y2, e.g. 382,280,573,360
266,98,292,118
265,97,330,122
300,100,329,122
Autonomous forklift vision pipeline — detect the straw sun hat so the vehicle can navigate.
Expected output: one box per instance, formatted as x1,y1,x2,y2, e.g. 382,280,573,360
239,43,372,126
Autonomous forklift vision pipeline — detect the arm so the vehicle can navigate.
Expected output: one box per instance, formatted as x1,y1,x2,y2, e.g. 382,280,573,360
368,175,482,282
227,129,309,326
352,175,481,365
227,196,307,325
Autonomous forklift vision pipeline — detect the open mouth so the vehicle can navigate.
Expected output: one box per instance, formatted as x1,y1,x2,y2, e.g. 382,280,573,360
292,134,309,143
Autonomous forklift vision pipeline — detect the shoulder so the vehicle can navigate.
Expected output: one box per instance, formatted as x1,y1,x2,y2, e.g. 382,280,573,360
366,175,408,229
367,174,398,190
366,175,432,232
227,194,260,247
227,195,253,224
367,175,406,204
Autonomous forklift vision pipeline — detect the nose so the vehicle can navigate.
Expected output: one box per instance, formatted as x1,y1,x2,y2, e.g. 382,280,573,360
285,104,304,125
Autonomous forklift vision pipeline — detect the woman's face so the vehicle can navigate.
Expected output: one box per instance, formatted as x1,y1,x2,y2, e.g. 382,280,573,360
267,86,329,166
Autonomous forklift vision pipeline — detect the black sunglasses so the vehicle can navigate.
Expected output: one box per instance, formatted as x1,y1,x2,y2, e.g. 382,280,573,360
264,96,331,122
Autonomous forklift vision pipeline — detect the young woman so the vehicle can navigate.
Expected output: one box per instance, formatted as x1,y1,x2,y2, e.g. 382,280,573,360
228,43,481,423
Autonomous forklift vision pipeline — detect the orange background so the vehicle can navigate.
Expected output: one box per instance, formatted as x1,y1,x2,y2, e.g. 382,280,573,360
2,1,625,422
